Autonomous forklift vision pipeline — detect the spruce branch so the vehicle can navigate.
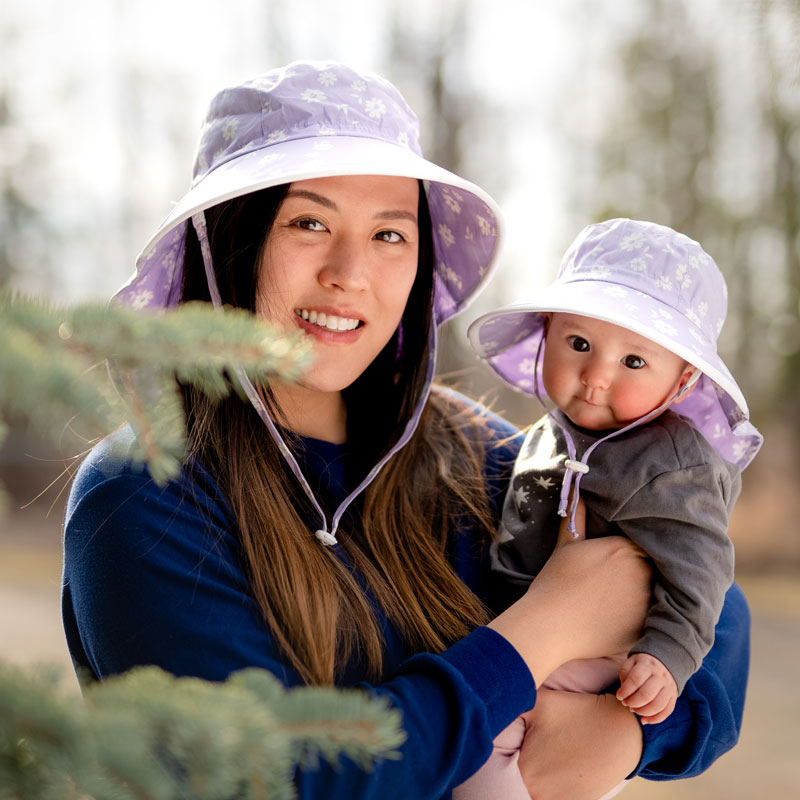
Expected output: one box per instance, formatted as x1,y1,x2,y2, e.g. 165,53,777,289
0,293,314,488
0,662,405,800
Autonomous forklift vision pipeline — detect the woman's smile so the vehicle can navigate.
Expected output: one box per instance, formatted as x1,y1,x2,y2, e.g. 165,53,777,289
294,306,364,338
295,308,362,332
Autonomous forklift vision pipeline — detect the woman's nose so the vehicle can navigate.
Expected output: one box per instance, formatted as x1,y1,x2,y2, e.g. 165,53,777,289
318,238,370,291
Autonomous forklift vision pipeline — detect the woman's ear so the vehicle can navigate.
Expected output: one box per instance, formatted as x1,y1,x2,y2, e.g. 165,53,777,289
673,366,700,404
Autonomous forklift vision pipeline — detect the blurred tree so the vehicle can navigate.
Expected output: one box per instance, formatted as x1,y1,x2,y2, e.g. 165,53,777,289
0,23,55,292
385,0,511,387
757,0,800,422
386,0,477,379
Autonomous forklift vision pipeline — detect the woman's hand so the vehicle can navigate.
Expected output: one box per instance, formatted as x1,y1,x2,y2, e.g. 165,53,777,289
518,688,643,800
488,499,652,685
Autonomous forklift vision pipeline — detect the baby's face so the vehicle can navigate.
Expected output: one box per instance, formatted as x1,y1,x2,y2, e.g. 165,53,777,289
542,313,693,430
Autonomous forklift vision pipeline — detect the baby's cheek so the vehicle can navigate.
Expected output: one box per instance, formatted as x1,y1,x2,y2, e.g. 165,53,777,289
612,384,657,423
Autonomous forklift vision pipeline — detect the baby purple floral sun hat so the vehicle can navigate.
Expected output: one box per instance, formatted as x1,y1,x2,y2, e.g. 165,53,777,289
114,60,501,325
468,218,762,469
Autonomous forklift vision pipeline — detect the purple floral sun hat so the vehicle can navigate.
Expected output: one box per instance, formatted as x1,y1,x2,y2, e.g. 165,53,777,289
468,218,762,470
114,60,502,326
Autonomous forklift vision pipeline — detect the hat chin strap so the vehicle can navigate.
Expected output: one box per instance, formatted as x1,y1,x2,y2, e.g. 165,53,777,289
191,211,337,545
532,338,702,538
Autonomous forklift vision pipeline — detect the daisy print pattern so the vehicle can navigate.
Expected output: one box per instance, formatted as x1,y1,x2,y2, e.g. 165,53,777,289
438,224,455,246
266,130,288,144
477,215,493,236
440,264,463,291
221,119,238,142
675,263,692,288
317,71,337,87
300,88,326,103
444,195,462,213
129,289,154,310
620,231,646,251
365,97,387,118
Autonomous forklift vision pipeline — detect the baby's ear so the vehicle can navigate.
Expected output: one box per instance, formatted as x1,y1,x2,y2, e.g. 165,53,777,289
673,366,700,404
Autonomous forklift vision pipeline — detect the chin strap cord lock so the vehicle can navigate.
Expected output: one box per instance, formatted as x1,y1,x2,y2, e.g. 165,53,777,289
315,529,338,546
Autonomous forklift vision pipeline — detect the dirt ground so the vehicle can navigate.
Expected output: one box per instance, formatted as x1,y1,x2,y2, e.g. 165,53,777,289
1,506,798,799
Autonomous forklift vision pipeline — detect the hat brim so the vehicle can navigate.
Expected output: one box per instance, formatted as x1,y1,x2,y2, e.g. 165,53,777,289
468,278,749,418
118,135,502,324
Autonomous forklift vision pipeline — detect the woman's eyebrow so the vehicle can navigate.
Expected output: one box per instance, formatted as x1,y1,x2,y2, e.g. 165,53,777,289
285,189,417,224
285,188,336,209
375,209,418,224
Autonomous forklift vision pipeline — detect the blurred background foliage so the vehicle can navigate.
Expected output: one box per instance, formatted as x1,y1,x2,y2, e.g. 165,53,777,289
1,0,798,795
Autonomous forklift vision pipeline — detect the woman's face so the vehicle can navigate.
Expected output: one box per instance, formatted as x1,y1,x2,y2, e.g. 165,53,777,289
256,175,420,395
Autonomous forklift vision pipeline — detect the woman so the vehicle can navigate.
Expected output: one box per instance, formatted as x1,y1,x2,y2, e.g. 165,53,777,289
62,61,750,800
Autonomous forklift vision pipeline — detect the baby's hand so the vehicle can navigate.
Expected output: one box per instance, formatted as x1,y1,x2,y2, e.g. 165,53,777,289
616,652,678,725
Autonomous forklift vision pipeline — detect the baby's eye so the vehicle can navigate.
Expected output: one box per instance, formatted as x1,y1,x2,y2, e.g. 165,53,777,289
375,230,405,243
623,355,646,369
568,336,590,352
296,218,326,232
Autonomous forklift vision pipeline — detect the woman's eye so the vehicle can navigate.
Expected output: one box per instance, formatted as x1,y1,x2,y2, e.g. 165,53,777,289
375,230,405,243
623,355,646,369
296,218,326,232
568,336,590,352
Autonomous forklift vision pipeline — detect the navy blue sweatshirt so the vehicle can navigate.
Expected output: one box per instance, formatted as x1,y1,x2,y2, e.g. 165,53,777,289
62,401,749,798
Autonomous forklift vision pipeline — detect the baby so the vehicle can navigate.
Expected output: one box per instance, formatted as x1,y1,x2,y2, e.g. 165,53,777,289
458,218,762,800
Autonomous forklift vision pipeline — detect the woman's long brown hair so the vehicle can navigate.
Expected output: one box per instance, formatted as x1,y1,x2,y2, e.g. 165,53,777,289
180,183,496,685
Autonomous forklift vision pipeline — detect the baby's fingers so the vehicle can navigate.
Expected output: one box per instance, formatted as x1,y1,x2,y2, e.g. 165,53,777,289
616,659,651,702
618,676,664,711
635,693,677,725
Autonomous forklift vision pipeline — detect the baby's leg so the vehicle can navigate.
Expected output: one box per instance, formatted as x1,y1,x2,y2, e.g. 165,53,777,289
452,716,530,800
543,653,625,693
541,653,631,800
